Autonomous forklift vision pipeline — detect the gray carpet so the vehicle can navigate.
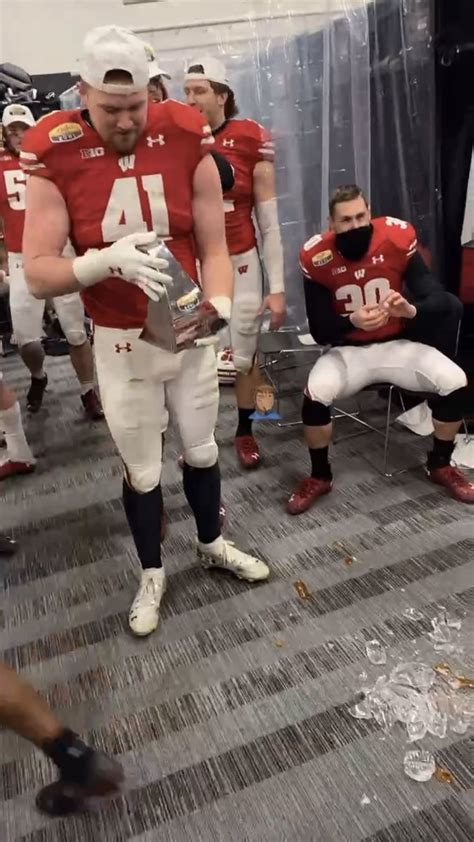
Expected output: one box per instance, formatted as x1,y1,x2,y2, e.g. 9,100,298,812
0,352,473,841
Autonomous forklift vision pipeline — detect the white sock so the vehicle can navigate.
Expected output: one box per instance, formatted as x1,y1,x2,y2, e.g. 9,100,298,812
198,535,224,553
0,401,35,463
80,382,95,396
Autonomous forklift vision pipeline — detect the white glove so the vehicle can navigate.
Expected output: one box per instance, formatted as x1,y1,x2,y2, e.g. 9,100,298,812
72,232,173,302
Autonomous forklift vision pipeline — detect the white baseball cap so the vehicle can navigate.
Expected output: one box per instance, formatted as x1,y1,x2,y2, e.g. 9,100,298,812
143,43,171,81
2,104,35,128
185,57,230,87
80,25,149,94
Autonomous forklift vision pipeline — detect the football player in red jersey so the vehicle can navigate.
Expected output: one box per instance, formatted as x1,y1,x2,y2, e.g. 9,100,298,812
0,105,103,420
21,26,270,637
287,184,473,513
184,58,287,470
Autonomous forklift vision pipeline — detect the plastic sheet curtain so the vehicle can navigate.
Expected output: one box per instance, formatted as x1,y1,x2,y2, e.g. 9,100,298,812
142,0,371,329
369,0,436,264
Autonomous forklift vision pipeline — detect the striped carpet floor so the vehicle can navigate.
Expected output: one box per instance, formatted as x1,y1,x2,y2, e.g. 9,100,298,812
1,353,473,841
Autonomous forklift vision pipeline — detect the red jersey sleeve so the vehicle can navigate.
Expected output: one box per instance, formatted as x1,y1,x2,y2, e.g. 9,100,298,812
18,112,69,181
243,119,275,166
382,216,418,264
299,233,329,280
160,99,214,160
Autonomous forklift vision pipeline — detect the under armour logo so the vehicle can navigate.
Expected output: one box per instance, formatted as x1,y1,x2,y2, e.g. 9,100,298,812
223,139,235,148
109,266,123,276
118,154,135,172
238,264,249,275
115,342,132,353
372,255,384,264
147,135,165,147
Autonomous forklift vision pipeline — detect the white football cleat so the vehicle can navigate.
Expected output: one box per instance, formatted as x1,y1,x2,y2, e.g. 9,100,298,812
128,568,166,636
197,537,269,582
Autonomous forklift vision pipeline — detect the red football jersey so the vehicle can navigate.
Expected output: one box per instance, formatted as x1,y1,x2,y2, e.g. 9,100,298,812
300,216,418,343
0,151,26,253
213,119,274,256
20,101,214,329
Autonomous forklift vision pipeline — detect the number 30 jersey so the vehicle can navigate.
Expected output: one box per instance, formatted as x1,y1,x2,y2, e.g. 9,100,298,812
0,151,27,253
300,216,418,343
20,101,214,328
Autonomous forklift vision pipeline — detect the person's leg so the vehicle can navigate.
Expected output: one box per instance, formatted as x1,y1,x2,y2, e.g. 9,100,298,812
230,249,264,468
357,337,473,503
0,661,122,815
167,346,269,581
94,326,170,634
0,374,35,480
53,293,104,420
8,253,47,412
287,346,369,514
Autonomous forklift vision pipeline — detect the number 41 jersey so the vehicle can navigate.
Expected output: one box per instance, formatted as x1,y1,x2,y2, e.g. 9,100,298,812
20,102,214,329
300,216,418,343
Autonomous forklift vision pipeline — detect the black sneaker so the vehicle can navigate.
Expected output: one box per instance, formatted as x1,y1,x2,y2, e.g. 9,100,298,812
0,534,17,555
36,742,123,816
27,374,48,413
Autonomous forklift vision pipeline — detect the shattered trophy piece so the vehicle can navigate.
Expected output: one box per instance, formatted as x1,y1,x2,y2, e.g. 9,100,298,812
294,580,312,600
402,607,425,621
434,766,455,784
365,640,387,665
390,662,434,693
349,698,373,720
403,750,436,782
139,241,228,353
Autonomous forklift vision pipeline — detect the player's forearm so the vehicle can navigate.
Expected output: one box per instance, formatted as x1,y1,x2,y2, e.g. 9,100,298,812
200,251,234,303
256,199,285,294
24,256,81,299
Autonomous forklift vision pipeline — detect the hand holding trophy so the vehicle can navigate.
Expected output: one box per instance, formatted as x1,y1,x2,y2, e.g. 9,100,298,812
139,240,228,352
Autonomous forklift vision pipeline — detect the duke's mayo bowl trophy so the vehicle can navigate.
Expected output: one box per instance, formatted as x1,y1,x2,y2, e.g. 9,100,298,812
139,241,228,352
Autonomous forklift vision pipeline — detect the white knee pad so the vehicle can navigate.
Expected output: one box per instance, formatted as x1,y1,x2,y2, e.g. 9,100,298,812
435,362,467,396
54,293,86,346
124,462,163,495
183,437,218,469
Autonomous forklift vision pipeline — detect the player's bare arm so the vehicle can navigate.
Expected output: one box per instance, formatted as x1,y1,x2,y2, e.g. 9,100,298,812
192,153,233,312
253,159,286,329
23,176,77,298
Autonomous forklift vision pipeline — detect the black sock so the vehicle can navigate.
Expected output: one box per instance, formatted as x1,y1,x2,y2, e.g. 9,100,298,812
183,461,221,544
236,408,253,438
122,479,163,569
309,446,332,480
427,438,455,470
43,729,93,785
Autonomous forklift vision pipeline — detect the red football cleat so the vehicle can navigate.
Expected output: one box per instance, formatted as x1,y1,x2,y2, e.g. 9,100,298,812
0,460,36,481
286,476,332,515
427,465,474,504
235,435,261,470
81,389,104,421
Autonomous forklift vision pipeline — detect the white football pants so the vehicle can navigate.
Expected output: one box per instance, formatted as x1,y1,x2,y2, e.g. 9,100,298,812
93,325,219,493
307,339,467,405
8,252,86,347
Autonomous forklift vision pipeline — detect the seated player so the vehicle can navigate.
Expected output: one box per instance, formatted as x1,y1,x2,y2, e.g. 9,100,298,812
287,184,474,513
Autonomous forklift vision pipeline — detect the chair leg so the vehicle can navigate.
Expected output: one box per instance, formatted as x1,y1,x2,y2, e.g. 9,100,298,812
462,418,471,444
382,385,394,477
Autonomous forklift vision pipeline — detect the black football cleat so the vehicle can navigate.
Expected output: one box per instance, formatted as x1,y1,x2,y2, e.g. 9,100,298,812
27,374,48,413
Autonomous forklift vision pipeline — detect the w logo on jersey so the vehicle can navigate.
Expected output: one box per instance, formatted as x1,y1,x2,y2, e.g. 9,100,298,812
118,155,135,172
355,269,365,280
238,264,249,275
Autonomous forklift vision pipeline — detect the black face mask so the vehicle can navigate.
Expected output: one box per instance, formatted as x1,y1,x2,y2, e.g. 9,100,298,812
335,224,373,261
